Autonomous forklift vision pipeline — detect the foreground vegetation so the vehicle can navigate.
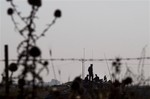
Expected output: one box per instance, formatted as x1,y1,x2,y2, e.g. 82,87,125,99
0,78,150,99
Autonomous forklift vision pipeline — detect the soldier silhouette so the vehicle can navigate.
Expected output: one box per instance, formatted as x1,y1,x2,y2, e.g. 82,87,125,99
104,75,107,82
84,75,89,82
94,74,100,82
88,64,93,81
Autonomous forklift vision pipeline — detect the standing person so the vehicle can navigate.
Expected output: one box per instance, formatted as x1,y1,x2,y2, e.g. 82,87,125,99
88,64,93,81
104,75,107,82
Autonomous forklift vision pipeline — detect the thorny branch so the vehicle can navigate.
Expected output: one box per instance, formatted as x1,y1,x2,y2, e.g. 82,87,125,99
5,0,61,98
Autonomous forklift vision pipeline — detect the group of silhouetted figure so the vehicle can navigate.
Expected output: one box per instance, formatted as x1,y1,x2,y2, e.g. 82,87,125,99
84,64,107,83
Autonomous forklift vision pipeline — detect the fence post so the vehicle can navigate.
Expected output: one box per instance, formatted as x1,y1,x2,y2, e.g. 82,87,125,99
4,45,9,95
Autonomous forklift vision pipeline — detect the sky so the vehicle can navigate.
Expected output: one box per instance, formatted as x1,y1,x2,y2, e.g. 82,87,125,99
0,0,150,83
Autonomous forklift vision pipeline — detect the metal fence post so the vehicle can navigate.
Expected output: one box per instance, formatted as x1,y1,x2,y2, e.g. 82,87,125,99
4,45,9,95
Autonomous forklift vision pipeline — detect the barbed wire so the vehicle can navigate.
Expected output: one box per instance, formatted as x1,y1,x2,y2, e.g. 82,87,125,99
0,57,150,62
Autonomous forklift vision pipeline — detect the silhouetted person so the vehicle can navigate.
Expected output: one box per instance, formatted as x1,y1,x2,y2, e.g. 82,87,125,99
84,75,89,82
1,74,5,84
104,75,107,82
88,64,93,81
94,74,100,82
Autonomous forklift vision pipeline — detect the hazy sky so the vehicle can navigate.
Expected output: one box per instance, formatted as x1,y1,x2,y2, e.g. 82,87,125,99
0,0,150,83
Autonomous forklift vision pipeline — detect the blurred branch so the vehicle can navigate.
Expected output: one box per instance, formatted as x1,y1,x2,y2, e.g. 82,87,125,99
36,18,57,40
